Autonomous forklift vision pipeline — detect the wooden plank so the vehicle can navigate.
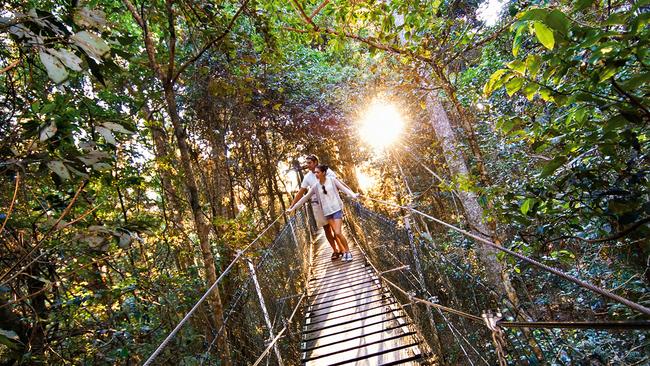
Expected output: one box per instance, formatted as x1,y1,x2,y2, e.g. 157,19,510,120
302,322,414,351
303,315,408,345
305,295,392,318
304,302,403,332
309,267,373,284
302,228,428,365
303,330,418,360
309,276,379,299
307,289,392,314
308,281,382,305
307,300,399,326
308,270,375,290
311,257,364,273
304,312,405,339
304,342,421,366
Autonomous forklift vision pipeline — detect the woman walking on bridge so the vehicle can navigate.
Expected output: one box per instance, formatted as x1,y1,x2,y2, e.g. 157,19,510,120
287,164,358,261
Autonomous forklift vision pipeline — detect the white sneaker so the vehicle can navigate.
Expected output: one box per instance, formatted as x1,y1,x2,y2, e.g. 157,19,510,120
344,252,353,262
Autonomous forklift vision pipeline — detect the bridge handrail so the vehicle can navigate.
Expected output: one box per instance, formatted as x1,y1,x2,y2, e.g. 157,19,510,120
357,195,650,317
143,213,285,366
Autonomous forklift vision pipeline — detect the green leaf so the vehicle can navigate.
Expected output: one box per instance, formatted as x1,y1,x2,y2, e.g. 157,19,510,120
579,29,607,49
520,198,536,215
545,10,570,35
573,0,595,11
631,11,650,34
525,54,542,77
572,107,588,124
603,115,628,133
539,88,553,102
47,161,71,180
483,69,509,96
497,117,523,134
588,42,620,64
518,8,549,21
605,13,628,25
512,23,526,57
533,22,555,50
620,72,650,90
507,60,526,74
523,83,539,101
39,50,68,83
598,64,618,82
540,156,567,177
505,77,525,96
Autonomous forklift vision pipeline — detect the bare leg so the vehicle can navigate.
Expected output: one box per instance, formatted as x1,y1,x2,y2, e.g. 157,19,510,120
334,231,345,253
323,223,338,252
328,218,349,252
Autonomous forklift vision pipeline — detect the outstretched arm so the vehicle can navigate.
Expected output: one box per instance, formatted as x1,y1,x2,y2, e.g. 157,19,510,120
333,178,358,198
290,187,308,207
288,185,316,212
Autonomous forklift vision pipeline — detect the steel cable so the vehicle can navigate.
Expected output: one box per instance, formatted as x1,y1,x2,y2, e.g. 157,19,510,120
143,213,286,366
359,196,650,316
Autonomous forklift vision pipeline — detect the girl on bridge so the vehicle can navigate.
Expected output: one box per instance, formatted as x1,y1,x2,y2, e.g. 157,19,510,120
287,164,358,261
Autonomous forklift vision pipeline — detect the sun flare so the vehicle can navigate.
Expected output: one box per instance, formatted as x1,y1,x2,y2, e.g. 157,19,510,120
358,101,404,151
355,167,376,192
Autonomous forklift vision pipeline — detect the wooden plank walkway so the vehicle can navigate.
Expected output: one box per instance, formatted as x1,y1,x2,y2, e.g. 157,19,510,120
301,231,428,365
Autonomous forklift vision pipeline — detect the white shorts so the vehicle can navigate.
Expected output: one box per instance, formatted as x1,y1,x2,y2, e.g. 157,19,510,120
310,201,329,227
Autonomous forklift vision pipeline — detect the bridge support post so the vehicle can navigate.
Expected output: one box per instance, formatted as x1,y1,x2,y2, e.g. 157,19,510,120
246,259,284,366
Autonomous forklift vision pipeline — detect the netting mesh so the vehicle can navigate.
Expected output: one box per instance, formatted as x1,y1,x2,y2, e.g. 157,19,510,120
222,207,310,365
150,200,645,365
166,207,312,366
342,200,642,365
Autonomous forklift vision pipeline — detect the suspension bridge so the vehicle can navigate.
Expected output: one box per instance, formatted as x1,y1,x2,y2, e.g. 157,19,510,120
142,198,650,365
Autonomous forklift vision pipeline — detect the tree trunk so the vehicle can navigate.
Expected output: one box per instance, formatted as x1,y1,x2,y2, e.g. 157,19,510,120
432,66,492,188
425,93,547,359
222,140,239,217
425,94,508,294
163,85,231,364
149,119,196,271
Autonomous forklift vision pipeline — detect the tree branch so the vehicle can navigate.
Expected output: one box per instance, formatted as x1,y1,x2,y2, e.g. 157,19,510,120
0,172,19,236
171,0,250,85
448,19,514,64
284,26,434,64
290,0,318,29
612,79,650,120
122,0,165,81
165,0,177,86
0,180,87,283
544,216,650,245
309,0,331,20
0,59,22,75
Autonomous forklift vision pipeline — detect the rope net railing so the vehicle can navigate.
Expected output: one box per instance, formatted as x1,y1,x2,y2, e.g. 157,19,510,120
145,207,312,366
343,199,650,365
217,208,311,365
